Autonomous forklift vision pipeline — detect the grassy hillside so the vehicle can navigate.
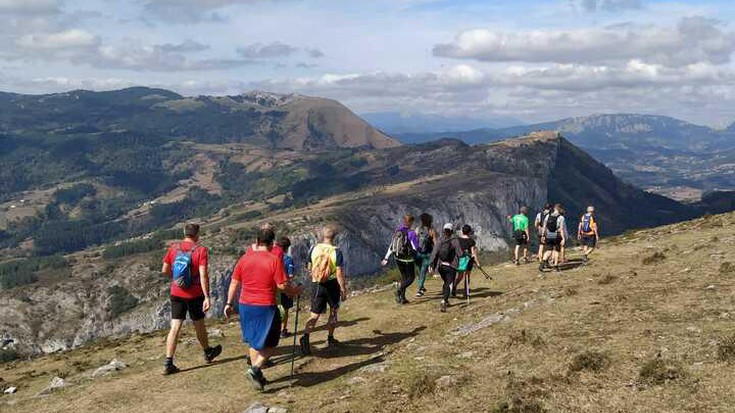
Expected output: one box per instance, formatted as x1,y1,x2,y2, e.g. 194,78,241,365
3,212,735,413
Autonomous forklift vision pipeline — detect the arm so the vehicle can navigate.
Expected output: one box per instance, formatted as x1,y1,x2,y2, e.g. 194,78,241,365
408,230,420,251
161,262,171,277
577,220,583,238
471,245,480,267
381,245,392,266
223,277,240,319
335,266,348,301
199,264,211,312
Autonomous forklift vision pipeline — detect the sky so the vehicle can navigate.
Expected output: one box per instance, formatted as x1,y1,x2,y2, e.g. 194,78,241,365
1,0,734,127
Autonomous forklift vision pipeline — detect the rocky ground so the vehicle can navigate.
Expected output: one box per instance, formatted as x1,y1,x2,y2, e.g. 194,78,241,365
2,212,735,412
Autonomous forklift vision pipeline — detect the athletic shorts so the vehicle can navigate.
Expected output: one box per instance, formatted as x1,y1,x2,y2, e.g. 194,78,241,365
545,236,562,249
581,235,597,248
239,304,281,350
310,279,341,314
171,296,205,321
514,230,528,246
280,292,294,310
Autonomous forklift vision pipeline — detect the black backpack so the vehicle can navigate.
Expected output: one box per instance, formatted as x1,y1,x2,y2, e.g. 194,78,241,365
390,228,414,260
417,226,433,254
437,238,455,262
546,214,559,233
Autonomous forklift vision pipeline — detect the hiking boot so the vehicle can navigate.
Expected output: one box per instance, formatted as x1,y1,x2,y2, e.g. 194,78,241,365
281,329,290,338
415,290,425,298
420,287,427,293
299,334,312,356
327,336,341,347
246,367,266,391
162,363,180,376
204,345,222,363
440,301,447,313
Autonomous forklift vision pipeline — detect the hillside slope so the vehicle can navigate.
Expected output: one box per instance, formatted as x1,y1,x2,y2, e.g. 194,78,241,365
3,212,734,413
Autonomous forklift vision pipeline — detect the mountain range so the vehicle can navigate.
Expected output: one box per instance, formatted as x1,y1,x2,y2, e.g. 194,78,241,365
361,111,524,134
397,114,735,200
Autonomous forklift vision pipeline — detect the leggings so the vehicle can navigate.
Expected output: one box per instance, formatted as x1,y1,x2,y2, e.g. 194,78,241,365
416,253,431,290
438,264,457,303
396,260,416,299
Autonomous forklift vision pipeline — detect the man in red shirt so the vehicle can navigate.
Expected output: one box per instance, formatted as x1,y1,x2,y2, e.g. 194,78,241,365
225,227,303,391
161,223,222,375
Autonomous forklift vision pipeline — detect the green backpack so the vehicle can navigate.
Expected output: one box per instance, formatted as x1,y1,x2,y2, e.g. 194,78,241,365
458,255,471,272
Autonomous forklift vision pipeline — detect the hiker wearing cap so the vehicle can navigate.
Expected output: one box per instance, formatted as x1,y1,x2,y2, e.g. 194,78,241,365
578,206,599,263
429,223,464,312
381,214,419,305
511,206,531,265
454,224,479,297
161,223,222,375
535,204,552,262
300,225,348,355
539,204,567,271
224,227,303,391
414,213,437,298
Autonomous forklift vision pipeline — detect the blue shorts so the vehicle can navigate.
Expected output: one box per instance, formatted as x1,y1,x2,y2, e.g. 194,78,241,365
238,304,281,351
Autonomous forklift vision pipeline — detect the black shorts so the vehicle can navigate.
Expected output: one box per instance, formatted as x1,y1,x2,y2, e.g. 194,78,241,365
581,235,597,248
280,292,294,310
514,230,528,246
545,236,562,249
310,279,341,314
171,296,205,321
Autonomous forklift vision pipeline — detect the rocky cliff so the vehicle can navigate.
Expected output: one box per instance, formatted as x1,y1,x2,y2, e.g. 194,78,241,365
0,132,695,356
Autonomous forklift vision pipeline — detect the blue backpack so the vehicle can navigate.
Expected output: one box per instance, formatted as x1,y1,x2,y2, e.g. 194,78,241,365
172,243,198,289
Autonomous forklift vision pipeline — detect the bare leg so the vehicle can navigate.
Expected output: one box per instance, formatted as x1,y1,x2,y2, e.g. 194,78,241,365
193,319,210,350
249,347,275,368
327,308,339,336
166,319,184,358
282,311,289,332
303,313,320,335
514,245,520,262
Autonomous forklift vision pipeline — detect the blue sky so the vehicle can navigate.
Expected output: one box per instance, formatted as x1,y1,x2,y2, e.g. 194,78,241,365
1,0,734,126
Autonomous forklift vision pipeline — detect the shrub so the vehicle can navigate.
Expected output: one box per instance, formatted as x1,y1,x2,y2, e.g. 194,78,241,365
507,330,546,348
717,335,735,363
569,351,610,373
0,348,19,363
639,358,685,386
719,262,735,276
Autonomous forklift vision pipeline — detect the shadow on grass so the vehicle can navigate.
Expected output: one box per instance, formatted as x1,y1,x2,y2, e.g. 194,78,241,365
539,258,586,273
178,354,249,373
265,326,427,390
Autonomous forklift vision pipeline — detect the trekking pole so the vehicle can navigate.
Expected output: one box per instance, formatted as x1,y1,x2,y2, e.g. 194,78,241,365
476,264,492,280
290,290,301,380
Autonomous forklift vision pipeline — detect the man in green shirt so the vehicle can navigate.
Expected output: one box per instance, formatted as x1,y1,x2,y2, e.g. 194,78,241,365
511,206,530,265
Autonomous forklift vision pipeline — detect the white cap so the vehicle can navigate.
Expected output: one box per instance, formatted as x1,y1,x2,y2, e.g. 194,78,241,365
443,223,453,231
587,206,595,213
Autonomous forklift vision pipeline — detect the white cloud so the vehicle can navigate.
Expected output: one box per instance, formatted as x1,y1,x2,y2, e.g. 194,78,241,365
433,17,735,67
236,42,299,59
0,0,59,15
142,0,266,23
15,29,98,50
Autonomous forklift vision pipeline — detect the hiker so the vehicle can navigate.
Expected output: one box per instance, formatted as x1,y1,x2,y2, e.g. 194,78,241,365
300,225,348,356
512,206,531,265
277,237,296,337
578,206,600,263
534,203,552,262
161,223,222,375
381,214,419,304
429,223,464,312
539,204,567,271
414,213,437,297
454,224,479,297
246,222,284,259
224,227,303,391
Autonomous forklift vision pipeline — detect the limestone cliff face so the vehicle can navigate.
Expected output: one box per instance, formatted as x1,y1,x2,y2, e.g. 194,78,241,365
0,133,693,356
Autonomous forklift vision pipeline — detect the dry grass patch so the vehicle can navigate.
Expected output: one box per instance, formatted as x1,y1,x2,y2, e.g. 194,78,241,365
642,252,666,265
507,330,546,349
719,262,735,276
492,375,548,413
716,335,735,363
597,274,617,285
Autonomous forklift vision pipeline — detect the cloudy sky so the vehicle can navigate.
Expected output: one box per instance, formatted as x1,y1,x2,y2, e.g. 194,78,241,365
1,0,734,126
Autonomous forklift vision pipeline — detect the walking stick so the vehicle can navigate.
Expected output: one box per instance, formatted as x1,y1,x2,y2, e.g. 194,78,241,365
476,264,492,280
290,292,301,379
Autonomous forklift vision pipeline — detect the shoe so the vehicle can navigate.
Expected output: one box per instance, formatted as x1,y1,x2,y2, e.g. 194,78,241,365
246,368,266,391
162,363,180,375
415,290,424,298
299,334,312,356
524,257,530,264
400,296,410,305
327,336,341,347
515,260,520,266
420,287,427,293
204,345,222,363
440,301,447,313
281,329,290,338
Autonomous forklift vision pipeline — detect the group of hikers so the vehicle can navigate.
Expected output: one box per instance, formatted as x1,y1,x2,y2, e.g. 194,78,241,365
158,203,599,390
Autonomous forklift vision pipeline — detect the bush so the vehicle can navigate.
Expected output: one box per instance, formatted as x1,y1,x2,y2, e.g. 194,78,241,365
569,351,610,373
0,255,67,289
639,358,685,386
0,348,19,363
107,286,139,317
